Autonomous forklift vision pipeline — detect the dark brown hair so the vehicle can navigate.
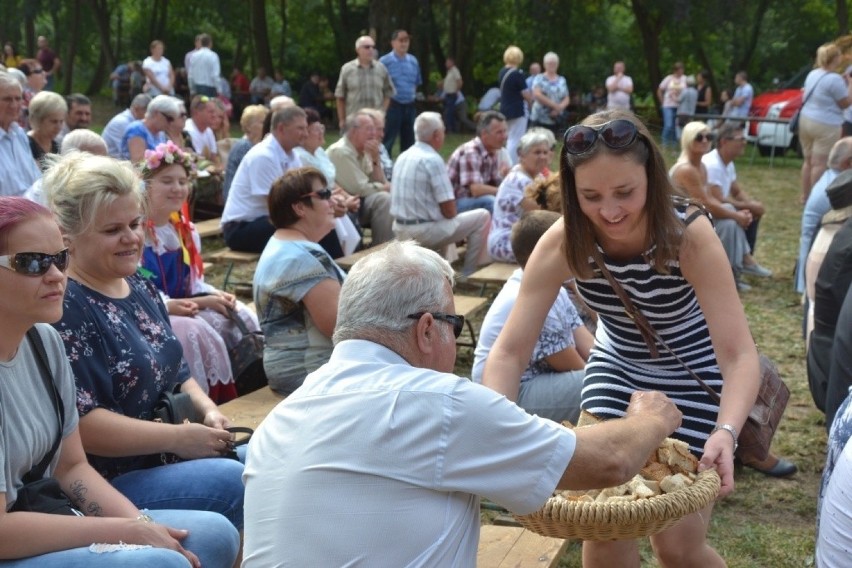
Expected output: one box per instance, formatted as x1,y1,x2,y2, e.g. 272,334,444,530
559,109,683,278
511,210,561,268
267,167,328,229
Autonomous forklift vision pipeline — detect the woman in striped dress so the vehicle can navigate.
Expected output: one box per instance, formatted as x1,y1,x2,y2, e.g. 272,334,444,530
482,109,793,567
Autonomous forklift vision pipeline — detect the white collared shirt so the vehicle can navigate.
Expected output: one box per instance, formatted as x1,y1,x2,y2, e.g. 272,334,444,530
0,122,41,197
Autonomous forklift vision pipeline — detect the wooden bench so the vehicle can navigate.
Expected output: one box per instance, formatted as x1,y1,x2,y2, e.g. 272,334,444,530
219,385,284,430
195,217,223,239
467,262,518,296
477,525,569,568
335,242,390,271
454,294,489,347
207,248,261,290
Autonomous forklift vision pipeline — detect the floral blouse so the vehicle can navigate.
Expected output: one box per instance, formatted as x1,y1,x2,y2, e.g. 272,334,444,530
53,274,190,479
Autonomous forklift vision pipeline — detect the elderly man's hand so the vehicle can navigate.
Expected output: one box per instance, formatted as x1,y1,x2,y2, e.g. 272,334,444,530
624,390,682,436
365,139,382,162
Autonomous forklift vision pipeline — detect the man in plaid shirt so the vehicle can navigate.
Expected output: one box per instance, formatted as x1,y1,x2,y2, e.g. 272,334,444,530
446,110,509,214
335,36,396,131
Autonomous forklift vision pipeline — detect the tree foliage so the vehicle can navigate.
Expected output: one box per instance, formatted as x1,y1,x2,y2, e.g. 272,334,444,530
0,0,847,112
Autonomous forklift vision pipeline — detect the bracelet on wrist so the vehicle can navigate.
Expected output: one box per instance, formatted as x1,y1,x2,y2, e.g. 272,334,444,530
711,424,739,452
136,512,154,523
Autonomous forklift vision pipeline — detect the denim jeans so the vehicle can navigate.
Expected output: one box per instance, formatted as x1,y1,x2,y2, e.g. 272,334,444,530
110,456,245,529
0,509,239,568
383,100,416,154
456,195,496,215
443,92,459,133
662,107,678,147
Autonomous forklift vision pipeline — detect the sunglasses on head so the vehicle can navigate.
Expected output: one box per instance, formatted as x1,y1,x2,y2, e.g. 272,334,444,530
0,248,69,277
694,132,713,143
407,312,465,339
305,188,333,200
563,119,640,155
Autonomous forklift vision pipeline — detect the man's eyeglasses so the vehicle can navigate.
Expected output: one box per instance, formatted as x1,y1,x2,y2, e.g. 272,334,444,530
305,188,333,200
407,312,465,339
360,44,376,49
0,248,69,277
694,132,713,143
0,95,23,104
563,119,640,155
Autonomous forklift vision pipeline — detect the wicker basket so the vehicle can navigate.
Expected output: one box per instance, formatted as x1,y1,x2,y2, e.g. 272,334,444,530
514,468,720,541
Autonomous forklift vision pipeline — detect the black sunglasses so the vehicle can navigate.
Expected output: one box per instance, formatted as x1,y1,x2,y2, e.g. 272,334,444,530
695,132,714,143
305,188,333,200
0,248,69,277
407,312,465,339
162,112,175,123
563,119,640,155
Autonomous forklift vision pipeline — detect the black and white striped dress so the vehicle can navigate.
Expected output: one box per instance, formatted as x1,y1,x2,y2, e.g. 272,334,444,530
575,208,723,456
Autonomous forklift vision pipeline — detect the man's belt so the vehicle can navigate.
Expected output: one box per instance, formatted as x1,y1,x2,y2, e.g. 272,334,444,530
395,218,433,225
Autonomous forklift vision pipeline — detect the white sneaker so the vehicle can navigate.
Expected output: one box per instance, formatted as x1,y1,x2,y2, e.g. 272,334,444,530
742,263,773,277
736,279,752,292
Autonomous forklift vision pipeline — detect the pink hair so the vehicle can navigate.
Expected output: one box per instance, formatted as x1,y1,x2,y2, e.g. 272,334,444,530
0,197,53,254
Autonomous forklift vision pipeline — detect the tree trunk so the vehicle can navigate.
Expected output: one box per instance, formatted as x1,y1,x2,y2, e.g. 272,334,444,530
631,0,665,118
63,0,82,94
735,0,772,74
249,0,274,75
85,0,115,94
837,0,849,35
277,0,287,73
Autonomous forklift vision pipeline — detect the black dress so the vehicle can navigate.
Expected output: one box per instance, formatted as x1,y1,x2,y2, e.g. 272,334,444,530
28,135,59,171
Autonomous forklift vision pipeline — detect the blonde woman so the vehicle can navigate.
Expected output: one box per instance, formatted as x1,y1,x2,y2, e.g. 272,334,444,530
499,45,532,164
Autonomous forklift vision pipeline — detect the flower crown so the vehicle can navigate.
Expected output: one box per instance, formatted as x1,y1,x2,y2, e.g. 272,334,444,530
141,141,195,178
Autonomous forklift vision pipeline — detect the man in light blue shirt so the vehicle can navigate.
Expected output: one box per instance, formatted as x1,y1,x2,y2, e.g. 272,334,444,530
379,29,421,155
729,71,754,119
101,93,151,158
796,137,852,293
0,74,41,196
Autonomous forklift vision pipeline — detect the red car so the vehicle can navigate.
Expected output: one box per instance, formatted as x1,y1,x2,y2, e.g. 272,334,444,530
747,69,807,156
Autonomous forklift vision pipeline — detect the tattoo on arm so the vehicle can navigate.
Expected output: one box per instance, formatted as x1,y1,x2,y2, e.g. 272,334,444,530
68,479,104,517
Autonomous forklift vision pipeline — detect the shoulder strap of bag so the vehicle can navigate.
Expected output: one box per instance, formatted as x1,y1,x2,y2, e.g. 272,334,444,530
593,258,722,404
499,67,518,92
23,327,65,483
801,72,830,110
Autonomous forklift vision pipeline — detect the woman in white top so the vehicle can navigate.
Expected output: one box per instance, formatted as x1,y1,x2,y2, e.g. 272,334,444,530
143,40,175,96
799,42,852,201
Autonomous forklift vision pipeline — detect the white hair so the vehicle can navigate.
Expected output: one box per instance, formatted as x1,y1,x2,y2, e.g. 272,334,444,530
543,51,559,66
414,111,443,142
0,70,24,90
333,241,455,345
60,129,108,155
517,127,554,156
145,94,181,119
269,95,295,111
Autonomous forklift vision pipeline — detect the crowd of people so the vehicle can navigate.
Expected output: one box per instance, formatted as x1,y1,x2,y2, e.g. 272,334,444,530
0,28,850,568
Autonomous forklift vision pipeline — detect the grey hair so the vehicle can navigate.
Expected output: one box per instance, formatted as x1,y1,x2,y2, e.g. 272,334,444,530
355,35,374,50
543,51,559,66
517,127,554,156
270,105,306,129
359,107,386,125
269,95,295,111
42,151,143,239
1,69,25,89
343,110,374,134
333,240,455,346
27,91,67,130
60,129,107,155
828,137,852,170
145,94,181,119
130,93,152,110
414,111,443,142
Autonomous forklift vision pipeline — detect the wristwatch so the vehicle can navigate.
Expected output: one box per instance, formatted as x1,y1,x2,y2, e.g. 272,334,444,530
711,424,739,452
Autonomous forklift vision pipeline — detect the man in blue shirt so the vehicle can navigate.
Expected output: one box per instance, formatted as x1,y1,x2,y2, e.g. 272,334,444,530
379,30,421,155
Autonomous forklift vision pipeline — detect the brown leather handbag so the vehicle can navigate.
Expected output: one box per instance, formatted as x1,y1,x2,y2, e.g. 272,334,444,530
595,258,789,462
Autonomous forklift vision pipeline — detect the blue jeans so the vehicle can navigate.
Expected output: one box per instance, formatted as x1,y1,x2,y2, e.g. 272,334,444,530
662,107,678,147
383,100,416,155
110,456,245,529
0,509,239,568
443,92,459,133
456,195,496,215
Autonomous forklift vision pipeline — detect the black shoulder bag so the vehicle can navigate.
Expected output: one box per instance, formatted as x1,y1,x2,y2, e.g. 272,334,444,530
8,328,81,516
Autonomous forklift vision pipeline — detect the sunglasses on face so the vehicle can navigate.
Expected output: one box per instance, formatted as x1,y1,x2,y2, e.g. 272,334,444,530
0,248,69,277
694,132,713,143
407,311,465,339
163,112,175,123
563,119,640,155
305,188,333,200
